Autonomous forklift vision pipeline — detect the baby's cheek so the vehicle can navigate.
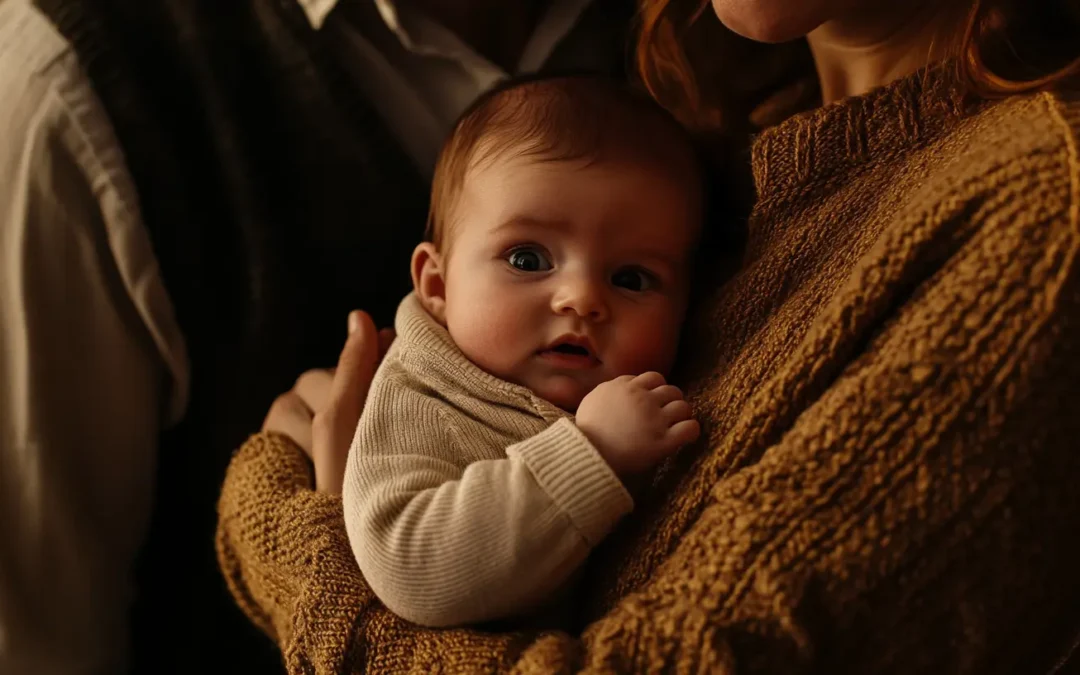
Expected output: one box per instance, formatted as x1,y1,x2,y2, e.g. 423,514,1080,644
614,315,682,375
448,299,527,377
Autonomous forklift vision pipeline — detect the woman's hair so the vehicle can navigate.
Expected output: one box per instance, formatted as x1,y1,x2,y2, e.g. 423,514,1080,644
637,0,1080,134
959,0,1080,96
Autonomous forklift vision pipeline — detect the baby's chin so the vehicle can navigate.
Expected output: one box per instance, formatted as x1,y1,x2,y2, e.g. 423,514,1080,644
529,374,591,413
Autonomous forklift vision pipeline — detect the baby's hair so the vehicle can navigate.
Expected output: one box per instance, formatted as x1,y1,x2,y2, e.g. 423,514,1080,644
425,72,704,250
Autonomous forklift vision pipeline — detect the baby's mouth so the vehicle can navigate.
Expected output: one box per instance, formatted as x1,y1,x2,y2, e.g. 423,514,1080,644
538,337,600,368
550,343,590,357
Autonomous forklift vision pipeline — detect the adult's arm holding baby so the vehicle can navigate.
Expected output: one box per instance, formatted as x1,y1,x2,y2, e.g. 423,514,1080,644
216,432,534,673
217,320,529,673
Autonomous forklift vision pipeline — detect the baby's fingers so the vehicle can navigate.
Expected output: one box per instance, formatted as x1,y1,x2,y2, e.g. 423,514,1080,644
661,399,693,424
631,371,666,390
664,418,700,449
650,384,684,406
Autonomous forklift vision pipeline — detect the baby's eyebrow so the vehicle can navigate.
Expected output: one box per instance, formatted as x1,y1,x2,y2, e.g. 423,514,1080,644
638,255,679,275
492,216,572,235
622,244,681,266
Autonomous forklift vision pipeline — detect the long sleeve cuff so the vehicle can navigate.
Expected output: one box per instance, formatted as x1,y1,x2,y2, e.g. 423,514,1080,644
508,418,634,547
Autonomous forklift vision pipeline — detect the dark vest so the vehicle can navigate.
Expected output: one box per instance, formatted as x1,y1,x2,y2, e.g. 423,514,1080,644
34,0,635,671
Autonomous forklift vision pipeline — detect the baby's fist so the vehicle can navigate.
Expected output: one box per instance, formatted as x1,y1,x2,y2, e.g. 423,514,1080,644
576,372,700,478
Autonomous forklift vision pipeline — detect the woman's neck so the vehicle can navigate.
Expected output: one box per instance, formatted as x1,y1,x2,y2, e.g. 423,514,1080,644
807,1,966,104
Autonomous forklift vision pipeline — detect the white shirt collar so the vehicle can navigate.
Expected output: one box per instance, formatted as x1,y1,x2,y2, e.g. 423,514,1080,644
297,0,441,34
297,0,340,30
297,0,591,73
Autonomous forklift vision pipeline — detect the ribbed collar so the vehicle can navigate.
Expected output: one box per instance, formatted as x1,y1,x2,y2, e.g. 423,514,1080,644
393,293,569,422
750,62,969,201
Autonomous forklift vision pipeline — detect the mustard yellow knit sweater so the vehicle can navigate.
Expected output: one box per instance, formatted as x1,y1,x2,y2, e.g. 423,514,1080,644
216,68,1080,673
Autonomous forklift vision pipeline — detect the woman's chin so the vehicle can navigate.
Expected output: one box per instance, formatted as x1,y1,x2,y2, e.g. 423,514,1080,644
710,0,827,43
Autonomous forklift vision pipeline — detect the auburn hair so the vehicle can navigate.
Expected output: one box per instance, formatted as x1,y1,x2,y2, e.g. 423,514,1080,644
636,0,1080,135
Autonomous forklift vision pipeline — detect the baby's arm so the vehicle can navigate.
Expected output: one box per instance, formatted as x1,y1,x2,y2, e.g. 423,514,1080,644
342,377,633,628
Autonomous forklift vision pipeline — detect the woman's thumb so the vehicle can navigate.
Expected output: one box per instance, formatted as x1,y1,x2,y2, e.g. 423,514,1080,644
328,310,379,425
347,309,365,336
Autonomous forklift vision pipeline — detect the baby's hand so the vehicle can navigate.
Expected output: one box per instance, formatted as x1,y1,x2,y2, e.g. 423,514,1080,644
576,372,700,479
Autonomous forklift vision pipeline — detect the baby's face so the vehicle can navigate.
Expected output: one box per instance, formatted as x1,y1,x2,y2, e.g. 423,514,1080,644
439,154,700,411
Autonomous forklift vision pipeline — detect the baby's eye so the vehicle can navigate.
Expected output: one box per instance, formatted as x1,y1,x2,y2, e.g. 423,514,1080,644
612,267,657,292
507,247,553,272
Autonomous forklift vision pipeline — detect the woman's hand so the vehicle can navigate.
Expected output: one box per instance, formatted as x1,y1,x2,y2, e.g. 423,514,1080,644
262,310,394,493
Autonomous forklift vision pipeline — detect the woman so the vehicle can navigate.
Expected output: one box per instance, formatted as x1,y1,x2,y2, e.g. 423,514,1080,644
218,0,1080,672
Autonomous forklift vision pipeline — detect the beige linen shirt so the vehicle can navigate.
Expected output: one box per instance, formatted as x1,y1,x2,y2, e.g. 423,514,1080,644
343,293,633,628
0,3,189,674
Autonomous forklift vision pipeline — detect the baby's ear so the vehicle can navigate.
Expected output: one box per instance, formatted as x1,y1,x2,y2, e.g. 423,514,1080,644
411,242,447,324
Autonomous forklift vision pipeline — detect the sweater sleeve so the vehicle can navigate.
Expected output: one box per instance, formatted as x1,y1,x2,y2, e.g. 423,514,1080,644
342,376,633,628
216,432,537,674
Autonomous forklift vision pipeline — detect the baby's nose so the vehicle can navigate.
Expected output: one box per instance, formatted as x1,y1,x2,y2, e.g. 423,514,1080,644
552,278,608,321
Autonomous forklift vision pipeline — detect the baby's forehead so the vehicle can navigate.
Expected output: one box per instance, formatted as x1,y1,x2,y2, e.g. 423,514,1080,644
476,148,701,217
465,160,701,258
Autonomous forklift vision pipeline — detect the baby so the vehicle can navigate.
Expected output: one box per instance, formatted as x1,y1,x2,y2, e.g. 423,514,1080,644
342,74,704,629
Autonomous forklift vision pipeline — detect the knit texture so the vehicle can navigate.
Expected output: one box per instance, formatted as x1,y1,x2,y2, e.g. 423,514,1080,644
217,66,1080,673
342,293,632,628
